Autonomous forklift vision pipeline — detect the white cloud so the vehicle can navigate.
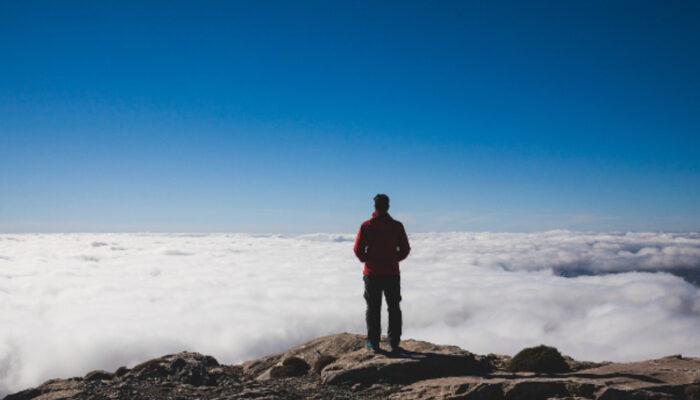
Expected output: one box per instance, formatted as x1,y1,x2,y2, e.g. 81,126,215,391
0,232,698,396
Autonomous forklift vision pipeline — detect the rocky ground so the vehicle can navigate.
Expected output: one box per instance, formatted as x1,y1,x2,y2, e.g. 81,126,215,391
4,333,699,400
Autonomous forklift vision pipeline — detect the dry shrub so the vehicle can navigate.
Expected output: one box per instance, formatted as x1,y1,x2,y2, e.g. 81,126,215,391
507,345,570,373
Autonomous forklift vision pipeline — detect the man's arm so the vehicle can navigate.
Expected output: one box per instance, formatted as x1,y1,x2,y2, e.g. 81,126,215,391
397,223,411,261
354,225,368,262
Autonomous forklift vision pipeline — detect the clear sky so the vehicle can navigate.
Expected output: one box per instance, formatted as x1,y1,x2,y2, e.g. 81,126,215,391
1,1,698,233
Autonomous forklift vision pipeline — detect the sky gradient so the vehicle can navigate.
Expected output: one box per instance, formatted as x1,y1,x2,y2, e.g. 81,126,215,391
1,1,699,232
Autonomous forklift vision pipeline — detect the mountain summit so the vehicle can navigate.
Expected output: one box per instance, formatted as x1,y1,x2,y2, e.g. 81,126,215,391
4,333,699,400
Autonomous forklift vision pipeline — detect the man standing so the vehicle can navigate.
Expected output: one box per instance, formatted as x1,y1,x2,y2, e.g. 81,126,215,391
354,194,411,353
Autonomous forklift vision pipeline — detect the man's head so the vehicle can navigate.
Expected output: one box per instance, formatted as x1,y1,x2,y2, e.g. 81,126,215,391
374,194,390,213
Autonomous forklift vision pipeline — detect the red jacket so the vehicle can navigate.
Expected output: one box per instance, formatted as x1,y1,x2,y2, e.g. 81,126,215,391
354,211,411,275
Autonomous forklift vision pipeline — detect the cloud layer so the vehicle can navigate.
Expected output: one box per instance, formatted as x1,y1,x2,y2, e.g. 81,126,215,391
0,232,699,396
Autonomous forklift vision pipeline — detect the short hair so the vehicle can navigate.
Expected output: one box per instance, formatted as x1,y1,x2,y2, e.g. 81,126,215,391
374,194,390,212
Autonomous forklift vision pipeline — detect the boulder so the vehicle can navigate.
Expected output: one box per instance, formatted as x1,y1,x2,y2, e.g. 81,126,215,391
244,333,492,385
269,357,310,378
83,370,114,381
312,354,337,374
125,351,220,386
320,338,492,385
243,332,366,377
507,345,570,373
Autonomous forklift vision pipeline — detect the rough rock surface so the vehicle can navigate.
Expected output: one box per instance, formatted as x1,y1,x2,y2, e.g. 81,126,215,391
4,333,699,400
390,354,700,399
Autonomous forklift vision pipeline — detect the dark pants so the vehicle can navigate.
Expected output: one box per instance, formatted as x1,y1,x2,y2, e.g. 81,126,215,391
363,275,402,346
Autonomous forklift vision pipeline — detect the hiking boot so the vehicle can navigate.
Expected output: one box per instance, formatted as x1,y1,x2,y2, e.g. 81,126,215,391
390,342,403,354
365,340,380,352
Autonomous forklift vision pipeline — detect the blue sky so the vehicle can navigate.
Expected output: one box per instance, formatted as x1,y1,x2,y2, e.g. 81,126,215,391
1,1,698,233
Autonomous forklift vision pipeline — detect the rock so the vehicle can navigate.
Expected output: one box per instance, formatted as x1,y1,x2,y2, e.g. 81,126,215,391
320,338,491,385
203,355,220,367
243,332,366,377
269,365,300,378
114,366,130,377
84,370,114,381
169,357,187,372
312,354,337,374
686,385,700,399
131,357,170,379
29,390,82,400
565,355,609,372
167,352,219,386
3,334,699,400
281,356,310,372
388,354,700,399
505,381,572,399
507,344,570,373
120,351,220,386
3,388,42,400
685,385,700,400
597,387,673,399
269,357,310,378
3,379,83,400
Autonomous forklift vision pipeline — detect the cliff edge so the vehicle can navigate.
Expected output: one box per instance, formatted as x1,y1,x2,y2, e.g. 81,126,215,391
4,333,699,400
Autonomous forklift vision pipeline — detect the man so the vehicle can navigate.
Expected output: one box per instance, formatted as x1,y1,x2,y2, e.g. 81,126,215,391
353,194,411,353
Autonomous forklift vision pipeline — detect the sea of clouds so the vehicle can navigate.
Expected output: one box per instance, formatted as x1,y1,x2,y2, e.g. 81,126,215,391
1,231,699,395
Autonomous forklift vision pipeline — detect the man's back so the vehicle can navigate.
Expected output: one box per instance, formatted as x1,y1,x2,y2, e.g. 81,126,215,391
354,211,410,276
